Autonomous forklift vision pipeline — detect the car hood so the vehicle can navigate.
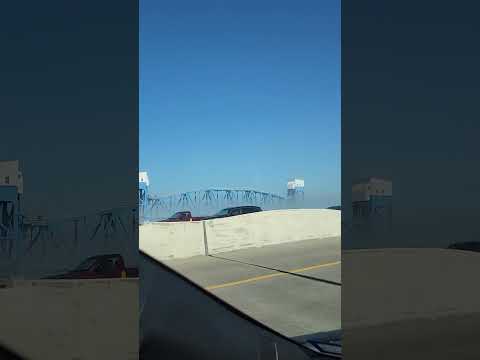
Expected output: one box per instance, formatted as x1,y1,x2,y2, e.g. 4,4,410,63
293,330,342,358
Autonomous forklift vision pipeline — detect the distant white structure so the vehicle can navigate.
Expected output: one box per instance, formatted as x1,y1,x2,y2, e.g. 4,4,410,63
0,160,23,194
139,171,149,187
0,160,23,263
352,177,392,202
352,177,392,229
139,172,150,221
287,178,305,202
287,179,304,190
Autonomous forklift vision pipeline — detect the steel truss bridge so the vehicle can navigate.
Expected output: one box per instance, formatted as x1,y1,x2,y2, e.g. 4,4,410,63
0,207,138,266
139,189,286,221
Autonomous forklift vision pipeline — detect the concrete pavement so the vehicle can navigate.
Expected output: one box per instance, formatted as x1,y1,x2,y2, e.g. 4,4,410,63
0,279,138,360
164,236,341,338
342,248,480,360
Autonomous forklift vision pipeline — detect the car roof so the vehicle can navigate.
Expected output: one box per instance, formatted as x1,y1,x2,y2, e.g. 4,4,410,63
222,206,260,211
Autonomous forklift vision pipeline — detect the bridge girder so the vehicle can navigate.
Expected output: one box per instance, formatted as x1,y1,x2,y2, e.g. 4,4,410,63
141,189,285,221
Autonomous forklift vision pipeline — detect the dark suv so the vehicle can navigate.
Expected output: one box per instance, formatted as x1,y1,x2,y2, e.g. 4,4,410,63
448,241,480,253
210,206,262,219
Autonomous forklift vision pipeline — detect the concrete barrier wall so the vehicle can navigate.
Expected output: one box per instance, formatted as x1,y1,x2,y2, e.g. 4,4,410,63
205,209,341,254
0,279,138,360
139,209,341,261
139,221,205,261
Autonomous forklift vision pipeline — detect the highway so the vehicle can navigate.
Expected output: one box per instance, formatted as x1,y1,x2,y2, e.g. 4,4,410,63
164,236,341,339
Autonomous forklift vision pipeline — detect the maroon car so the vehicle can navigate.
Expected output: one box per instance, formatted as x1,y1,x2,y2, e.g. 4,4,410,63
160,211,205,222
45,254,138,279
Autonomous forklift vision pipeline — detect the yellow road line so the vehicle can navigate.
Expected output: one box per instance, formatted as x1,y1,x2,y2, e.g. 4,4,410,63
205,260,340,291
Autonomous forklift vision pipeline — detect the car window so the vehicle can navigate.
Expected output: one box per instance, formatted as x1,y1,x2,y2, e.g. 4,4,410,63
139,0,340,354
172,212,186,219
214,208,229,217
97,259,116,273
74,258,97,271
139,253,330,359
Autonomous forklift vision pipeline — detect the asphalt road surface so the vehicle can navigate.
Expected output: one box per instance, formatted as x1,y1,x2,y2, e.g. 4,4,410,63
164,236,341,338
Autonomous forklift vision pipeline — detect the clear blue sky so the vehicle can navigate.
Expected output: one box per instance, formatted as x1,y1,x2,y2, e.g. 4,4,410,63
140,0,340,206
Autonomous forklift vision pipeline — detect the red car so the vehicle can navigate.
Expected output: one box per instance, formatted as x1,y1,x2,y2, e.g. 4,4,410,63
160,211,205,222
45,254,138,279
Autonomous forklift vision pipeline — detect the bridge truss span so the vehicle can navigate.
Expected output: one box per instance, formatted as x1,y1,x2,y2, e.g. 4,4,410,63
140,189,285,221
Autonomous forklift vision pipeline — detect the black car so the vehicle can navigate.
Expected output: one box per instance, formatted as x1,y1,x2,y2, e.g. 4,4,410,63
209,206,262,219
327,206,341,210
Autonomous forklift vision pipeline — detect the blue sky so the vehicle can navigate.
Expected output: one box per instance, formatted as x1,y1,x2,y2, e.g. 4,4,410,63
140,0,340,206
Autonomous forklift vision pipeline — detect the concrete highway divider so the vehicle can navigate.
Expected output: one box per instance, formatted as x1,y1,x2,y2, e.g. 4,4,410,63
140,221,205,260
204,209,341,254
140,209,341,261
